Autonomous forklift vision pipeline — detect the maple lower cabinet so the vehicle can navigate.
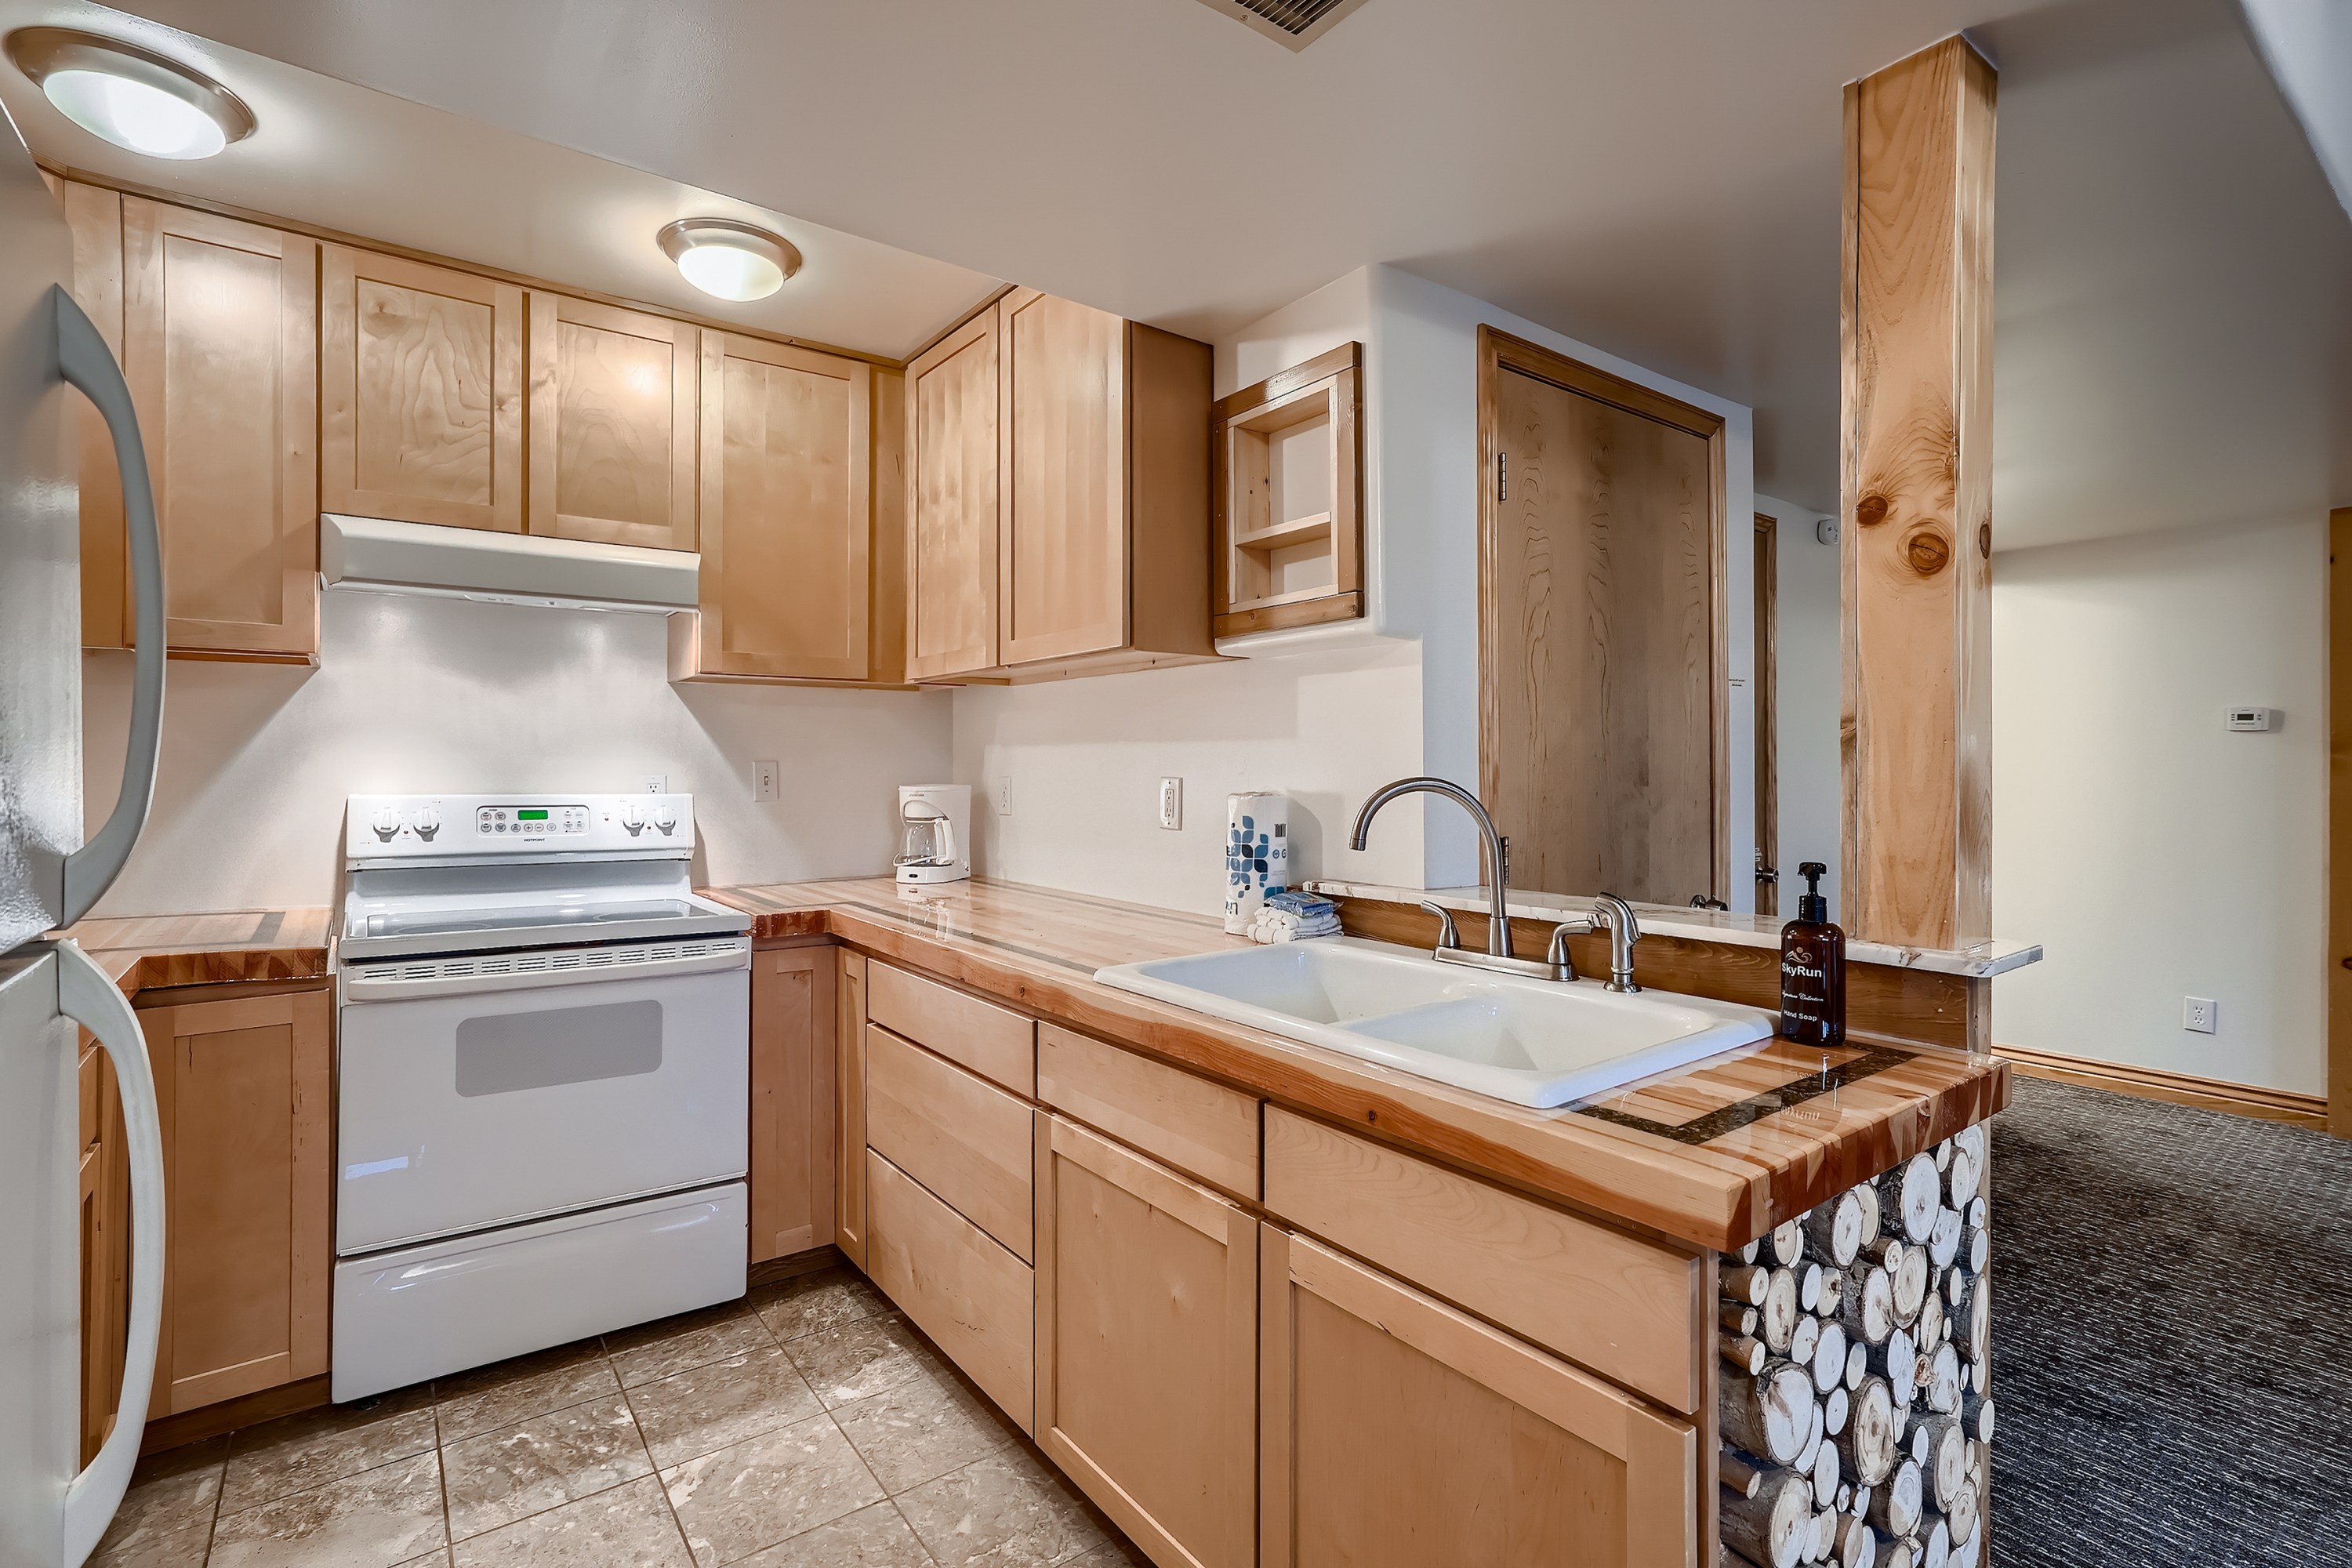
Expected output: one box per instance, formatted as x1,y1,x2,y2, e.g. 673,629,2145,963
1258,1228,1698,1568
835,951,869,1270
749,944,838,1264
902,289,1214,682
122,197,320,660
321,245,524,534
671,333,874,681
139,987,332,1417
77,1033,130,1465
1035,1113,1258,1568
528,292,699,550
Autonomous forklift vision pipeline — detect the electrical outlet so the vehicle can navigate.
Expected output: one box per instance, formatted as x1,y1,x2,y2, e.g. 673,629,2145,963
994,776,1014,817
1157,776,1183,830
753,760,779,804
641,774,666,794
2183,996,2217,1034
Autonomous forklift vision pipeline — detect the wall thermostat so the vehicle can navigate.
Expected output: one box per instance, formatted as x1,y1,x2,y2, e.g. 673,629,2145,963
1816,516,1839,545
2227,706,2278,732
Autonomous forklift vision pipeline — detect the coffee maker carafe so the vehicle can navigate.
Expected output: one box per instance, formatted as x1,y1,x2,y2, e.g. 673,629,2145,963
895,785,971,885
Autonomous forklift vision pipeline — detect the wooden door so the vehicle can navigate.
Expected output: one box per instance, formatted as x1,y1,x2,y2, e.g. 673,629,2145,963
528,292,698,550
696,333,872,679
140,989,330,1416
1479,327,1726,906
1036,1114,1256,1568
1753,513,1779,916
905,307,1000,678
77,1031,129,1465
998,288,1127,666
321,246,524,533
1259,1228,1697,1568
837,951,869,1270
52,177,129,650
750,945,839,1264
122,198,319,659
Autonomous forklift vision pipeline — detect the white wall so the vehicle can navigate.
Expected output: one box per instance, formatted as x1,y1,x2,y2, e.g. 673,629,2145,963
1757,494,1843,920
1991,515,2325,1094
82,590,952,914
952,643,1423,916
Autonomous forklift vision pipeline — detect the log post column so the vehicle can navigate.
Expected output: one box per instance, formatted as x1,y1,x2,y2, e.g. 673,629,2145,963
1841,37,1997,952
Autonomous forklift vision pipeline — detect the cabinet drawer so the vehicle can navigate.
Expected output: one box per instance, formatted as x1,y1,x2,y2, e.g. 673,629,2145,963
867,962,1034,1095
866,1148,1034,1432
866,1025,1034,1261
1037,1025,1259,1197
1262,1107,1702,1413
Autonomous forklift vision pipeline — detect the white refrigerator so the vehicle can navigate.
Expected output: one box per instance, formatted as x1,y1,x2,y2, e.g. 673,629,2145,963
0,109,172,1567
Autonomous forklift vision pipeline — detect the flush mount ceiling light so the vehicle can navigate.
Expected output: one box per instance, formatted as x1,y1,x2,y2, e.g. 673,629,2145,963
8,27,254,160
657,218,802,302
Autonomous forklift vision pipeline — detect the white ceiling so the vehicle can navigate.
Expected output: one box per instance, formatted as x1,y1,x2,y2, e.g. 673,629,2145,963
14,0,2351,547
0,0,1002,358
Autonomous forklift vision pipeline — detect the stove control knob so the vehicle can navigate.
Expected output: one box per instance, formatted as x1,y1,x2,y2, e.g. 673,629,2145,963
654,804,677,835
621,803,644,835
370,807,401,841
412,807,441,841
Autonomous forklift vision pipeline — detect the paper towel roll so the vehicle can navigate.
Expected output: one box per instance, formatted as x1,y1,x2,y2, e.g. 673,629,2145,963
1224,792,1290,935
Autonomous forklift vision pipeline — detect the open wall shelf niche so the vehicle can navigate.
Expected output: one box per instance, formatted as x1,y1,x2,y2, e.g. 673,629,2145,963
1213,342,1364,637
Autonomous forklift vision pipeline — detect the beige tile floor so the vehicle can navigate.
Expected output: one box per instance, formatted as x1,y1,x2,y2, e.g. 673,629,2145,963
91,1267,1150,1568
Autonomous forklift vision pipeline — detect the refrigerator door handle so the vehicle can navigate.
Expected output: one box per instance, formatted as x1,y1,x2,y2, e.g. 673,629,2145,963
54,940,165,1568
56,287,165,926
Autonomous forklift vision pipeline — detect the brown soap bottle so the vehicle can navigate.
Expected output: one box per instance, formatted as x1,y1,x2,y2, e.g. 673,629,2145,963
1779,862,1846,1045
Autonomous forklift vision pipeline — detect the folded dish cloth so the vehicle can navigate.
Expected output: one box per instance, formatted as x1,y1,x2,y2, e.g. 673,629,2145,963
1248,890,1341,943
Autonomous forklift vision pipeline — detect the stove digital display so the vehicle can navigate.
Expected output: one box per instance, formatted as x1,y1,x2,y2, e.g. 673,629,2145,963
515,808,550,821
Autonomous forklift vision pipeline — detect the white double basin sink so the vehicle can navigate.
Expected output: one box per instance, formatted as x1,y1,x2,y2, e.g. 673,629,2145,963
1094,936,1773,1109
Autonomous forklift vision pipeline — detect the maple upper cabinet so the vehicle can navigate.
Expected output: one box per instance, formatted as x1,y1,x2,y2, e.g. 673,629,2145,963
906,307,1001,680
140,987,332,1417
904,289,1215,682
672,332,873,681
122,197,320,660
321,245,524,534
528,292,699,550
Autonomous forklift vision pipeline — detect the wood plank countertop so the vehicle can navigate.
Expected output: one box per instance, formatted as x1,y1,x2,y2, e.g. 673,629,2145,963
58,908,334,999
705,877,2009,1253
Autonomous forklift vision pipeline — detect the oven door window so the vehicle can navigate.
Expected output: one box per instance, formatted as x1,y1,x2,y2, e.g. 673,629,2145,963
454,1000,663,1097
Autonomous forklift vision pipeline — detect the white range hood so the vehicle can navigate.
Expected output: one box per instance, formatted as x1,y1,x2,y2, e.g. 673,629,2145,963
320,514,698,613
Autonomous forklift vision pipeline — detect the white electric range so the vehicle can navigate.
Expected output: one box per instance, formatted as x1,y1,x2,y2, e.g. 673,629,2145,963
329,792,752,1401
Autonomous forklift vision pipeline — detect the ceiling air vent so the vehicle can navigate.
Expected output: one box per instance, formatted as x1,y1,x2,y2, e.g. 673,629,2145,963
1195,0,1371,51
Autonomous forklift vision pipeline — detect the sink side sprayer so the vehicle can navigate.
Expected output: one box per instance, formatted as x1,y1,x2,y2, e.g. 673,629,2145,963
1348,777,1642,988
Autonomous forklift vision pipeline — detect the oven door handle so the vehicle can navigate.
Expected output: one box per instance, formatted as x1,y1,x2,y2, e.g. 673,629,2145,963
338,939,750,1003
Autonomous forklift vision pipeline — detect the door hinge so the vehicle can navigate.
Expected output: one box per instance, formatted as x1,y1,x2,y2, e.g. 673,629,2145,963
1497,452,1508,502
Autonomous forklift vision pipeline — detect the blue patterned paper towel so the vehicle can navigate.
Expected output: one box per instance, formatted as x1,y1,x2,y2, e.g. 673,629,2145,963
1224,791,1289,934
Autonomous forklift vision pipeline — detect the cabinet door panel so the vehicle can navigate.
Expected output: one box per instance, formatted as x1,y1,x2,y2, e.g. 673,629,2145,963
528,293,697,550
1260,1229,1697,1568
699,333,870,678
141,989,331,1416
750,946,839,1263
905,308,998,679
123,198,318,657
1036,1115,1255,1568
999,288,1125,666
322,246,523,532
836,951,869,1270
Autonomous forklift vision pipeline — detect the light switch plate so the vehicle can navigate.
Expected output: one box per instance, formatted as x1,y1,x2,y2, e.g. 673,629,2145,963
1158,777,1183,830
2183,996,2217,1034
754,760,779,804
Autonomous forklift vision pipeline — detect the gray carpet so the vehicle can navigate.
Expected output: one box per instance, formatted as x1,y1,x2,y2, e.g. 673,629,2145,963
1992,1074,2351,1566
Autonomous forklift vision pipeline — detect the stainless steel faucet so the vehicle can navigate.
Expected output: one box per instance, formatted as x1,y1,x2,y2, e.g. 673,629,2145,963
1589,893,1642,992
1352,778,1560,981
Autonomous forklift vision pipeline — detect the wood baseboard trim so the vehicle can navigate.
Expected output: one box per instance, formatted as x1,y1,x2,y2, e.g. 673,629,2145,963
749,1243,849,1291
141,1374,331,1456
1994,1043,2328,1130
